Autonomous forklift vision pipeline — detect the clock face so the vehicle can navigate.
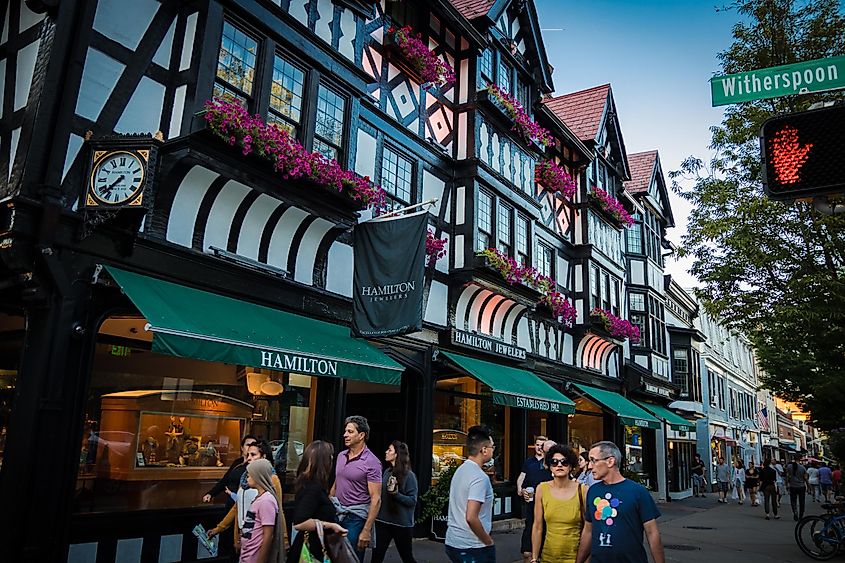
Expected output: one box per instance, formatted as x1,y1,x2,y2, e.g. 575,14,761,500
90,151,146,205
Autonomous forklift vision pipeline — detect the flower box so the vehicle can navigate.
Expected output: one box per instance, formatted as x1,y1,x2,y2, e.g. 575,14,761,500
589,308,640,343
385,26,455,90
588,187,634,228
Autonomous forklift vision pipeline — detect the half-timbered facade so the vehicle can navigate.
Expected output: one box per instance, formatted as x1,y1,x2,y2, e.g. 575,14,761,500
0,0,686,560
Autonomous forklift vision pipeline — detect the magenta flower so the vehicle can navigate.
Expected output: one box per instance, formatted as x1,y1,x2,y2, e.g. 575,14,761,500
485,82,552,147
426,229,448,266
201,98,387,212
589,187,634,227
535,160,576,199
389,26,455,89
477,248,577,327
590,308,640,343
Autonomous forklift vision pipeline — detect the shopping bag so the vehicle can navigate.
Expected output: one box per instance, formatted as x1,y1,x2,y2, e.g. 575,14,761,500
298,531,330,563
731,486,738,500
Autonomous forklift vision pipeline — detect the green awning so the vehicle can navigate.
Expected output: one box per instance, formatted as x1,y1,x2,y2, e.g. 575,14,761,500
634,401,697,431
572,384,662,429
440,351,575,414
105,266,403,384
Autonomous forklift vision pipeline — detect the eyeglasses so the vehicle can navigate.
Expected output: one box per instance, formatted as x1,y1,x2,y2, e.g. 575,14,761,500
588,457,611,465
549,458,570,467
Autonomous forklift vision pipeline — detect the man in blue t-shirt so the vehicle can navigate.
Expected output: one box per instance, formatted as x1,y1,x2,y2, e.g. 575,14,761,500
575,441,665,563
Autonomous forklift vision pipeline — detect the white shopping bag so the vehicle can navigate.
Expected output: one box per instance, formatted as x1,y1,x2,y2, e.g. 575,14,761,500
731,486,738,501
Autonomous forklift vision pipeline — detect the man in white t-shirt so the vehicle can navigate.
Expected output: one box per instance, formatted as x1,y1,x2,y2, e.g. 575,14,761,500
445,425,496,563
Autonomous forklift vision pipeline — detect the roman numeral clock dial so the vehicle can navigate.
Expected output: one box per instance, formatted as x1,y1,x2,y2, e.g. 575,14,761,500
88,150,146,206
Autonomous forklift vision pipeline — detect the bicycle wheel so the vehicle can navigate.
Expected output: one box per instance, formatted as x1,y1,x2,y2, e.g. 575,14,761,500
795,515,841,560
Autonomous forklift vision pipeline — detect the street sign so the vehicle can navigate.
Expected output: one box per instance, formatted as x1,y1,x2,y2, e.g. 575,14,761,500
711,56,845,106
760,105,845,200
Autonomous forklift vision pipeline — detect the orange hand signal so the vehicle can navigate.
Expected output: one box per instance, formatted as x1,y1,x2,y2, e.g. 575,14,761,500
770,125,812,185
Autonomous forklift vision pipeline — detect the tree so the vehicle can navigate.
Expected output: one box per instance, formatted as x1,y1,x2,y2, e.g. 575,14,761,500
671,0,845,431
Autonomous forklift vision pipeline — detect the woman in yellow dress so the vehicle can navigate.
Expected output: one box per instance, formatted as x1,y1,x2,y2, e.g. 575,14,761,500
530,444,586,563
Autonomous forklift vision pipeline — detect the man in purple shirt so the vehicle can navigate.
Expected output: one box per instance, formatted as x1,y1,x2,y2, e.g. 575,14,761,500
331,415,383,562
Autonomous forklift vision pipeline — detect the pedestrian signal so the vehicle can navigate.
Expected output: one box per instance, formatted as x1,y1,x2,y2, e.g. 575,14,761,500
760,105,845,200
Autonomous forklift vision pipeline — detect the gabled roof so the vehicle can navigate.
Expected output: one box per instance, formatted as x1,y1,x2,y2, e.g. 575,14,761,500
542,84,610,143
449,0,496,20
624,150,675,228
624,151,658,194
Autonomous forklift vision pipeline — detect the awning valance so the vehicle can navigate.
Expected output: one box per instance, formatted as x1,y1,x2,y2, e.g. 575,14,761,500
571,384,662,429
440,351,575,414
105,266,403,384
634,401,697,432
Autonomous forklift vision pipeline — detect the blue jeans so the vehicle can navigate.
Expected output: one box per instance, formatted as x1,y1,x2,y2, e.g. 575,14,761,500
341,513,371,562
445,544,496,563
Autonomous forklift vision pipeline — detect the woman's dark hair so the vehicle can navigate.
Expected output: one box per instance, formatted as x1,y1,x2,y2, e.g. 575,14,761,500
763,458,771,468
389,441,411,485
248,439,274,461
295,440,335,492
241,434,258,447
545,444,578,470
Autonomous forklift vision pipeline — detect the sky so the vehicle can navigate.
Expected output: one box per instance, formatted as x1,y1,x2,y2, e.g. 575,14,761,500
535,0,738,287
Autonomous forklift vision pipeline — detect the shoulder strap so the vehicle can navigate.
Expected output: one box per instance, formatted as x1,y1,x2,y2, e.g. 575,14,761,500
577,484,585,531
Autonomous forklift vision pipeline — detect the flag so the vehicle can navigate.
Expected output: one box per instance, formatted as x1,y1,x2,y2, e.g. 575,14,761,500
352,211,427,338
756,406,770,431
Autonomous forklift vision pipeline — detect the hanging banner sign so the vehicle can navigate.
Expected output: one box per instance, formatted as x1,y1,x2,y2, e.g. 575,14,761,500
352,211,427,337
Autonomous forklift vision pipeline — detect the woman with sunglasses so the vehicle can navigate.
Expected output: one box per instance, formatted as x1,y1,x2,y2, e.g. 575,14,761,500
530,444,585,563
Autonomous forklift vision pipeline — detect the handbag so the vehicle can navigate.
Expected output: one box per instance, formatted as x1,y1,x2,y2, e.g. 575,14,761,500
298,521,330,563
324,532,359,563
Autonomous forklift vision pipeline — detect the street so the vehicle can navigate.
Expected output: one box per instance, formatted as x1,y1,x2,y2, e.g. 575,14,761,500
382,495,822,562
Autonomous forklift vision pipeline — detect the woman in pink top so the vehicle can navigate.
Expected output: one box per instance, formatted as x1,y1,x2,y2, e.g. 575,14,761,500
239,459,283,563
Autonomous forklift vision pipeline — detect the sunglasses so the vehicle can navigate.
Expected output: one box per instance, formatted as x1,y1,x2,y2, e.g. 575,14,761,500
549,458,570,467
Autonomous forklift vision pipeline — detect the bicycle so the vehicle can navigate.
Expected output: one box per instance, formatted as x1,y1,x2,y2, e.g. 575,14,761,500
795,499,845,560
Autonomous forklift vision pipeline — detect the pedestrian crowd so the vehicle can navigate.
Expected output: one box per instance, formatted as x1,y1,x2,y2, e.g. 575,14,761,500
693,453,840,522
200,422,667,563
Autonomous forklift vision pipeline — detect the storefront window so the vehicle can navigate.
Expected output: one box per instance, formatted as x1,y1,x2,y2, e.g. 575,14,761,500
567,397,603,454
0,312,25,472
73,316,315,513
669,440,694,493
526,410,549,457
433,377,507,486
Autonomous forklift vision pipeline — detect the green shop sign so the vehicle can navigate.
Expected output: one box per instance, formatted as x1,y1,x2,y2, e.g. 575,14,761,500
711,56,845,106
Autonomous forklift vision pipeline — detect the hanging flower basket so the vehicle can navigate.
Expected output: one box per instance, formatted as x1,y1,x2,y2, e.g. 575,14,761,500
201,98,387,212
588,186,634,227
484,82,552,148
476,248,576,327
535,160,576,199
387,25,455,89
589,308,640,343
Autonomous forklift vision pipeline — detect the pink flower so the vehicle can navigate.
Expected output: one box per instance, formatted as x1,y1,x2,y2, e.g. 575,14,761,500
589,187,634,227
201,98,387,212
485,82,552,147
390,26,456,89
477,248,576,327
426,229,448,266
535,160,576,199
590,308,640,343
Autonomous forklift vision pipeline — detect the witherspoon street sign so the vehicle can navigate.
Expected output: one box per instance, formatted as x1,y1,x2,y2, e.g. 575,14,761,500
711,56,845,106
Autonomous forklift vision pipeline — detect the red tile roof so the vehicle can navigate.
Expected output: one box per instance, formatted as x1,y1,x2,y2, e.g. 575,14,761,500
449,0,495,20
541,84,610,142
624,151,658,194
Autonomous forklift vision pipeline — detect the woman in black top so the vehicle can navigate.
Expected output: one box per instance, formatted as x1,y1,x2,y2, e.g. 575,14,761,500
202,434,257,507
288,440,348,559
760,458,780,520
745,460,761,506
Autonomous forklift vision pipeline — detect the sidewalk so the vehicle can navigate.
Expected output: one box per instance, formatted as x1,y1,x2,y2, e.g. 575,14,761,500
380,493,821,562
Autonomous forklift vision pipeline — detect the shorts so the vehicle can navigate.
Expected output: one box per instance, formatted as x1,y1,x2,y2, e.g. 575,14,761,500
718,481,729,493
821,483,832,493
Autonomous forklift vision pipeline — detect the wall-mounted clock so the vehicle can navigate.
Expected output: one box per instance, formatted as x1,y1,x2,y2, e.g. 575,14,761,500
87,149,148,207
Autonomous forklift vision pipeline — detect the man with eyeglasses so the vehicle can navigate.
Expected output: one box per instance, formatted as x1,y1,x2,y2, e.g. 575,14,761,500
202,434,258,508
516,436,552,563
445,425,497,563
575,441,664,563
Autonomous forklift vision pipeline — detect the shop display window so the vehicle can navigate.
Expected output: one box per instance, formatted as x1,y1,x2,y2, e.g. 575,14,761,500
568,397,604,453
432,377,508,486
73,316,315,513
526,410,549,457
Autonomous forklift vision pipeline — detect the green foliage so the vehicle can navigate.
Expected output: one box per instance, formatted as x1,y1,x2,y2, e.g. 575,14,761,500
416,462,458,524
671,0,845,430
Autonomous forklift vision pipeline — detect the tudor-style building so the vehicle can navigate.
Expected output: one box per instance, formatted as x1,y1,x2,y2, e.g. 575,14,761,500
0,0,688,560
